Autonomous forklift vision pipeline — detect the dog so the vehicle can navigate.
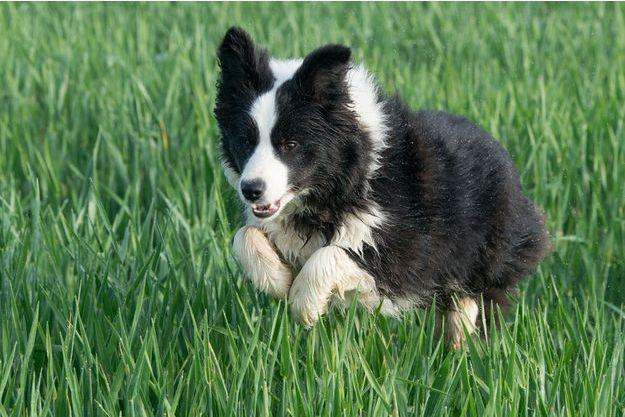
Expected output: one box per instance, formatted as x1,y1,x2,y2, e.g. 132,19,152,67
214,27,551,348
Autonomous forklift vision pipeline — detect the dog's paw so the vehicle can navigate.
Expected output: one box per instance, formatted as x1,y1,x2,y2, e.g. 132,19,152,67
290,300,324,328
233,226,293,298
443,296,479,350
288,277,329,327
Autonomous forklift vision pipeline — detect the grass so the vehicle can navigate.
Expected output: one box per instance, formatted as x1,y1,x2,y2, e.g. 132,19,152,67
1,2,624,416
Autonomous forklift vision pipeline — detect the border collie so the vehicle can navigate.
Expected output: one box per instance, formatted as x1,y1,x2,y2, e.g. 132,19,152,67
215,27,551,348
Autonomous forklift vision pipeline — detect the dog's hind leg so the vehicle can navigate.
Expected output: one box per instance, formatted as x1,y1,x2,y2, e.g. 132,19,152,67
443,295,479,350
232,226,293,298
288,246,380,327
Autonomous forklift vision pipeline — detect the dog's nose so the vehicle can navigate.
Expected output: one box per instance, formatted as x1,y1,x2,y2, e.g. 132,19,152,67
241,179,266,202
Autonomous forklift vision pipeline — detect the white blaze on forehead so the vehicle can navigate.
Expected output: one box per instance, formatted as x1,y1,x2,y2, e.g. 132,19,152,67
250,90,279,146
242,93,287,205
240,59,303,207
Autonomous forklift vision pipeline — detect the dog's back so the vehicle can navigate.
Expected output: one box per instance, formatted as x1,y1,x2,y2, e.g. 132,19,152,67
359,104,552,319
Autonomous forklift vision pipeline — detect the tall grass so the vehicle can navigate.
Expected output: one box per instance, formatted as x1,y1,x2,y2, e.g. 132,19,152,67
0,3,624,416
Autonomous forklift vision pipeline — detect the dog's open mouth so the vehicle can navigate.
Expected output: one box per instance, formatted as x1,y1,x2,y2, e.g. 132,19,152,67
251,201,281,218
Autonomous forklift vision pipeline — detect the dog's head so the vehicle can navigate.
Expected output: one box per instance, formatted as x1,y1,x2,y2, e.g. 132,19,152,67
215,27,380,222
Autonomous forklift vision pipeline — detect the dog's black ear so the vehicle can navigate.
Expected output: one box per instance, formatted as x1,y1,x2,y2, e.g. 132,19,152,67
217,27,273,93
292,44,351,105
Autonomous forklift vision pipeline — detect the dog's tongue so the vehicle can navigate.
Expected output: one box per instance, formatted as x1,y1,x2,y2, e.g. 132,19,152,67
251,201,280,218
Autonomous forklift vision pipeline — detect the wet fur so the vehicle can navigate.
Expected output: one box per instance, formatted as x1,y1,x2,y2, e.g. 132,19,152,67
215,27,551,343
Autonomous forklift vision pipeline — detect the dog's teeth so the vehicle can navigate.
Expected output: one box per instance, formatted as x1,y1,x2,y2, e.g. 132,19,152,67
250,200,281,218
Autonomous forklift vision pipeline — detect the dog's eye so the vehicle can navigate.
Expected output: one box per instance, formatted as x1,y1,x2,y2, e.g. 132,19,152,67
281,141,299,152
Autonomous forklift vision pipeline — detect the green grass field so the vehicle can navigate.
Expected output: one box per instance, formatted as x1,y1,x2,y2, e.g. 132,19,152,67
1,3,624,416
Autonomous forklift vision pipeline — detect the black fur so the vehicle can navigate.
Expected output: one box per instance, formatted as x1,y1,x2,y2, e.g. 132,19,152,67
215,27,274,174
355,100,551,324
215,28,552,328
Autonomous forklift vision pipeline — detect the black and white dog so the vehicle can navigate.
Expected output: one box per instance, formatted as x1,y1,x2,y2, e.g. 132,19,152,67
215,27,551,348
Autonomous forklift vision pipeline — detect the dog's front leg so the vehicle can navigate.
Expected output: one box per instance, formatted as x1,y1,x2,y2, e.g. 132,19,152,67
289,245,379,327
232,226,293,298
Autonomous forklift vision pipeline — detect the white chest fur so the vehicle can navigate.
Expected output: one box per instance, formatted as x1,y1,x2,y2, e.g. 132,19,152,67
257,215,326,269
240,206,409,319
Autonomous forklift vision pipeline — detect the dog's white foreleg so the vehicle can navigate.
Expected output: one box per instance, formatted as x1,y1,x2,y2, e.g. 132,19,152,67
232,226,293,298
289,245,380,327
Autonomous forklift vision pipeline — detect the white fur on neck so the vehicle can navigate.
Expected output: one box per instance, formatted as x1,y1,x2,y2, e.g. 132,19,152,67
331,204,385,255
346,65,388,178
331,66,388,254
